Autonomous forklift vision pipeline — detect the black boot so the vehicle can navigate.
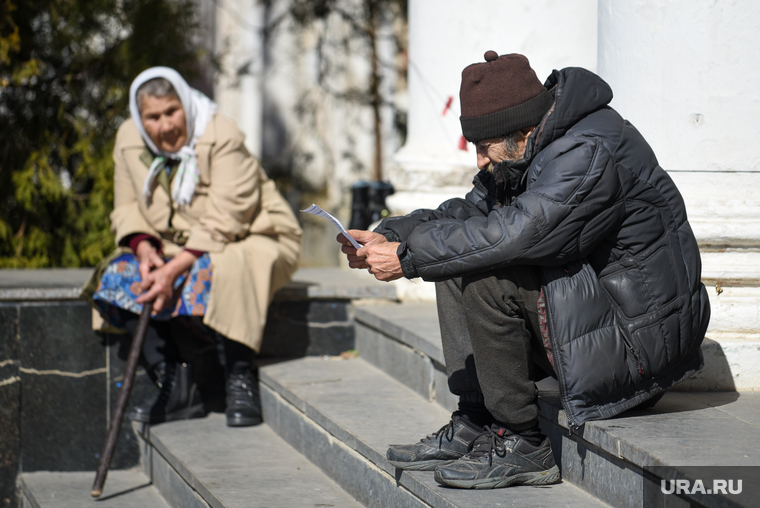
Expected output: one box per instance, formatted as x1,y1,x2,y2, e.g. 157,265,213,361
225,367,262,427
128,362,206,424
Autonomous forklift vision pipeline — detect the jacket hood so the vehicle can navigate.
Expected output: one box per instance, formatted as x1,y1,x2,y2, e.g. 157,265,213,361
532,67,613,154
486,67,613,202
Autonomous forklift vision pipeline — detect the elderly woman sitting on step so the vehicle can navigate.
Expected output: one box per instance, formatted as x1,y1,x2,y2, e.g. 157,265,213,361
85,67,302,427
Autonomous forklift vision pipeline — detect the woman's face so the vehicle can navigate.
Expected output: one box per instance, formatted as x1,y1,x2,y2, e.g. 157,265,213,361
140,95,188,153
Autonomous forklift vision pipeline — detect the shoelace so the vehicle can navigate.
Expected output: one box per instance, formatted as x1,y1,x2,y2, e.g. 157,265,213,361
421,420,456,449
153,365,176,405
228,374,254,404
466,427,512,466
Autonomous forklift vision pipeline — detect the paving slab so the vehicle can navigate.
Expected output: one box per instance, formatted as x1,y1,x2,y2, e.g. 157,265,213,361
19,470,169,508
144,413,361,508
261,357,608,508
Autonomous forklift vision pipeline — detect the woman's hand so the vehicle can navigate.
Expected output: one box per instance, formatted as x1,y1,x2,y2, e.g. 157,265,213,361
136,250,198,312
135,240,165,283
336,230,388,269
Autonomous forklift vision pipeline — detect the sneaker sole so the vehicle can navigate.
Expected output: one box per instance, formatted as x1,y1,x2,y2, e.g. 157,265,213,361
226,414,263,427
434,465,561,489
127,404,206,424
388,458,458,471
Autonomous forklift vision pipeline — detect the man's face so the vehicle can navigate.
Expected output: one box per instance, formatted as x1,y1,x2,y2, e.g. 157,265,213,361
474,127,536,171
476,138,512,170
140,95,188,153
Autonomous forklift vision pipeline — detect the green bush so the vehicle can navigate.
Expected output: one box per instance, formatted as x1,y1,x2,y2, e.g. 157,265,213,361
0,0,206,267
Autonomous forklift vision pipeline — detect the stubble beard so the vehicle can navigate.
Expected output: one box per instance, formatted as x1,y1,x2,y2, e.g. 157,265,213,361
486,133,524,172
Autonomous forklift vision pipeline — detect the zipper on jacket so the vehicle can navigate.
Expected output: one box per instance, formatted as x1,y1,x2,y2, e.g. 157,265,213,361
621,335,645,377
542,288,582,436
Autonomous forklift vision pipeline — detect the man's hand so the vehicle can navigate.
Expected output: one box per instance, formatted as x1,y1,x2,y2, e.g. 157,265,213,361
337,230,404,281
336,230,387,269
136,250,198,312
358,242,404,281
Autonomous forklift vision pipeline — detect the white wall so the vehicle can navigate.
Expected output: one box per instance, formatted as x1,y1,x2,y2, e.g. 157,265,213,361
214,0,266,158
389,0,598,213
598,0,760,173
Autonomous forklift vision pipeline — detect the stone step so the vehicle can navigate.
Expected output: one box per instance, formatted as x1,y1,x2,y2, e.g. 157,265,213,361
0,266,395,508
701,250,760,286
134,414,362,508
355,298,759,393
668,172,760,249
374,244,760,372
259,356,608,508
352,302,760,508
19,469,169,508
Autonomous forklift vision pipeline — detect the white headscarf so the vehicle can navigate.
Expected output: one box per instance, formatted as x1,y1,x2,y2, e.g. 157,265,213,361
129,66,218,207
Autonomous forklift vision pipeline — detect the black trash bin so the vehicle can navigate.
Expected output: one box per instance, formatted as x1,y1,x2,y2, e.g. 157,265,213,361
349,180,394,231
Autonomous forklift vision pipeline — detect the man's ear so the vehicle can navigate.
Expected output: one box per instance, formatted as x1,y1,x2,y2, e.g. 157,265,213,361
519,126,536,139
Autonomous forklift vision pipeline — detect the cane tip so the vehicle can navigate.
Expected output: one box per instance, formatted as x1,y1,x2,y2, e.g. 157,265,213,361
91,488,102,498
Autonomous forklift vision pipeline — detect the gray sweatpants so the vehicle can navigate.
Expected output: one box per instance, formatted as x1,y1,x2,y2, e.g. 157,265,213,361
435,267,553,431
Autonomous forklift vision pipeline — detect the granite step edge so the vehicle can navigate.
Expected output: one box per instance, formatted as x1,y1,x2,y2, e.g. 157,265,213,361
354,303,444,366
354,302,756,470
354,297,758,392
138,414,363,508
137,424,217,508
260,383,434,508
18,470,170,508
354,303,759,508
260,357,609,508
0,267,397,302
259,360,454,508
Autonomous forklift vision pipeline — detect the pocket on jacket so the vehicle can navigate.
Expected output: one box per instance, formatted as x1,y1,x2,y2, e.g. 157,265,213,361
600,266,649,318
638,246,679,308
542,261,646,411
633,312,680,374
600,245,679,319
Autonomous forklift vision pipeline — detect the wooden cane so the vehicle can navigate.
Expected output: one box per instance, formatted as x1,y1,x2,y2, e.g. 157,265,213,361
91,301,154,498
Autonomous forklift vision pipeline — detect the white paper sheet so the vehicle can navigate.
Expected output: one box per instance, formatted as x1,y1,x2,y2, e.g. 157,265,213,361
300,204,363,250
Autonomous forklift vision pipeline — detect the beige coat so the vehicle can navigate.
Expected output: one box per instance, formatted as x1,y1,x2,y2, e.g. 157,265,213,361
110,113,302,352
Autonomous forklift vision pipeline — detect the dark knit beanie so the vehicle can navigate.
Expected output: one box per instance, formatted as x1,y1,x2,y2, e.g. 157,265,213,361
459,51,552,143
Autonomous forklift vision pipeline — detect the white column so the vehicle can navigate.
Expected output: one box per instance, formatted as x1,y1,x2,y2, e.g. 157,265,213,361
214,0,265,158
386,0,597,301
598,0,760,248
387,0,598,216
598,0,760,391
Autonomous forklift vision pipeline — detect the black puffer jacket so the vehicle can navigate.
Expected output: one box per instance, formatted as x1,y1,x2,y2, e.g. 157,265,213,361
376,68,710,428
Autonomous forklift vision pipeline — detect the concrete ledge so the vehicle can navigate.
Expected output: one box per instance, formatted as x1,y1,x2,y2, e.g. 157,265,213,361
668,172,760,249
355,303,444,366
0,267,397,302
356,300,758,392
19,470,169,508
137,413,361,508
353,302,760,508
260,357,606,508
356,325,435,402
261,384,426,508
0,269,91,301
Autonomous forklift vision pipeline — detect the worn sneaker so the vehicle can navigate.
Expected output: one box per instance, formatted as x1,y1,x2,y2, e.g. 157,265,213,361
434,424,561,489
386,413,485,470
